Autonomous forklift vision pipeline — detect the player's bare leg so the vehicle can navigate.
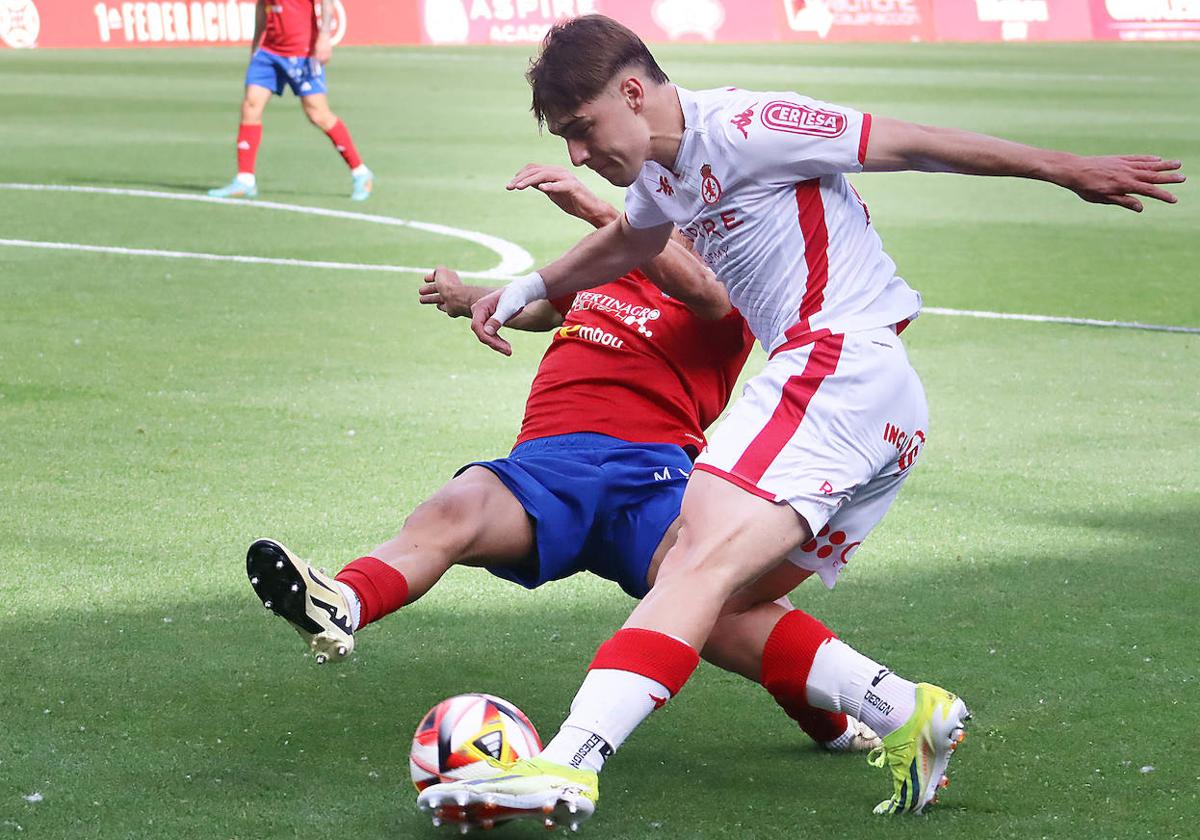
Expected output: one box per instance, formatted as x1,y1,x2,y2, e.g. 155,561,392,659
301,93,373,201
646,523,878,752
209,84,271,198
247,467,533,661
420,472,968,826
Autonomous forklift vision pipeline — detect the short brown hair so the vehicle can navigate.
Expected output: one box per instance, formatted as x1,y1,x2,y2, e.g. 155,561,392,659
526,15,669,129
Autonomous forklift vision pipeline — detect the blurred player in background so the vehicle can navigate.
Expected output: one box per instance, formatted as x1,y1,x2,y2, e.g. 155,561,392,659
420,14,1187,829
208,0,373,201
244,165,917,766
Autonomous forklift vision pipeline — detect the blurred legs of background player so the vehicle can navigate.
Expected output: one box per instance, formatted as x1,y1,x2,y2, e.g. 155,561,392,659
209,56,373,201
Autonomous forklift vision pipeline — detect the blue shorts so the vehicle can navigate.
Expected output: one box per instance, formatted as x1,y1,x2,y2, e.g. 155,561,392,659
245,48,327,97
458,433,693,599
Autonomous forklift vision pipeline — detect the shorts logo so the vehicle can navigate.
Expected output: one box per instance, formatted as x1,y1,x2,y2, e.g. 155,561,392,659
800,524,861,566
761,100,847,139
0,0,40,49
883,423,925,472
700,164,722,205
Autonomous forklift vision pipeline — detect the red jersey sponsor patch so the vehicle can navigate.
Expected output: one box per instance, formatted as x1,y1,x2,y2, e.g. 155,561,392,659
516,271,752,453
761,100,847,139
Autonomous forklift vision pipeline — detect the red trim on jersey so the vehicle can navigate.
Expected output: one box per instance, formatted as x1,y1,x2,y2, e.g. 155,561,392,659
769,328,833,360
858,113,873,166
778,179,830,347
894,318,911,335
691,463,779,502
730,333,844,483
590,628,700,697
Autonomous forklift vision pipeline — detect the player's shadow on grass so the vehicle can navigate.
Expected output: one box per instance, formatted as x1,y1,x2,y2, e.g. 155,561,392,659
2,519,1193,837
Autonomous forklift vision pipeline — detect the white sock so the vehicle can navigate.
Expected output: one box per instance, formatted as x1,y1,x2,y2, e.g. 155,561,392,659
235,172,255,186
335,581,361,631
805,638,916,737
351,164,370,177
538,669,671,773
820,718,857,750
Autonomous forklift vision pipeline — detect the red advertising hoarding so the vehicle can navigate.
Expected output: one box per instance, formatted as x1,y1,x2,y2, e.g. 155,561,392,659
1088,0,1200,40
774,0,938,43
419,0,775,46
932,0,1093,42
0,0,419,50
5,0,1199,49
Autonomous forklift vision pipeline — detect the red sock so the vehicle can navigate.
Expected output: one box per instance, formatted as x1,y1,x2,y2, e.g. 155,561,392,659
335,556,408,628
590,628,700,697
324,120,362,169
236,123,262,175
761,610,849,743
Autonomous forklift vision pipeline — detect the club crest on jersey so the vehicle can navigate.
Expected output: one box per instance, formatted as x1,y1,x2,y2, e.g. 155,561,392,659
761,101,847,139
700,164,722,205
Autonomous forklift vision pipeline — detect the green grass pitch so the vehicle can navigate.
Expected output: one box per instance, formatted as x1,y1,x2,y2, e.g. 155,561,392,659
1,41,1198,839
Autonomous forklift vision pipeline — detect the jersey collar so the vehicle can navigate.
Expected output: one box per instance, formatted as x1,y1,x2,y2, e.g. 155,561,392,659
668,85,700,179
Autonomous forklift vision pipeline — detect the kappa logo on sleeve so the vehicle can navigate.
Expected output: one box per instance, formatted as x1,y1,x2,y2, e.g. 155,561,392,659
761,100,847,139
730,106,755,139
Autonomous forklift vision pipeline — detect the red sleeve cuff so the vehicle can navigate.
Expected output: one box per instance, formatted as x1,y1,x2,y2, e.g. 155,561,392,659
857,113,872,166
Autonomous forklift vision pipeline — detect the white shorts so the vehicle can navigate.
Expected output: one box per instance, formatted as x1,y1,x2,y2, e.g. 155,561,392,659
693,327,927,588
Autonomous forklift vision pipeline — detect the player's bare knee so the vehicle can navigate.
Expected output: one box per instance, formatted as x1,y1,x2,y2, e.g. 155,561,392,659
399,494,477,565
240,103,264,124
304,103,337,130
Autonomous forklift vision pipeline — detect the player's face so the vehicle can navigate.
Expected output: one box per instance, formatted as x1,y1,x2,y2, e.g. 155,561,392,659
550,78,650,188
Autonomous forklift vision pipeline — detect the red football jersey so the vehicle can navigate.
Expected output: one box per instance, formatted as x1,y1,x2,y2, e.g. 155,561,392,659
516,271,754,455
261,0,317,57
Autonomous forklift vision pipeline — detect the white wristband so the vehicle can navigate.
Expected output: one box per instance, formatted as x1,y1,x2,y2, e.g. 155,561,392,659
493,271,548,325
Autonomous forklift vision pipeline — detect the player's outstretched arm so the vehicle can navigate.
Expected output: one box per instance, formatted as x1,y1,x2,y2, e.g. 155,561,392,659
639,235,731,321
506,163,729,320
314,0,333,64
507,164,620,229
471,217,673,355
864,116,1185,212
250,0,266,54
418,268,562,332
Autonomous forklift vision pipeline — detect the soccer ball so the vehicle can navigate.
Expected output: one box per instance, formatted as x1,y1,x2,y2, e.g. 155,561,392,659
409,693,542,791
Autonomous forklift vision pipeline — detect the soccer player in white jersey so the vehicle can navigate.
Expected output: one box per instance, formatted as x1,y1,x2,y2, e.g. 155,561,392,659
417,15,1186,830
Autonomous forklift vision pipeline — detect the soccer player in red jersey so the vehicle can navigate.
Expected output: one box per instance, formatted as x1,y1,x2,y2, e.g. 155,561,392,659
246,165,906,767
209,0,373,201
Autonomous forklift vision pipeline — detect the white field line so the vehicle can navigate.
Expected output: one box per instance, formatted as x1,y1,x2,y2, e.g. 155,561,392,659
0,183,534,278
0,238,503,281
7,237,1195,335
921,306,1200,335
3,183,1196,335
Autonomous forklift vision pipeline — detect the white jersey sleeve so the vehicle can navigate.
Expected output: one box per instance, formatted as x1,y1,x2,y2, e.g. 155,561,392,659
724,93,871,185
623,172,672,230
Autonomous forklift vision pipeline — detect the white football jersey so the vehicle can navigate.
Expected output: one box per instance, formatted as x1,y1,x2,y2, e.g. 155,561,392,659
625,86,921,354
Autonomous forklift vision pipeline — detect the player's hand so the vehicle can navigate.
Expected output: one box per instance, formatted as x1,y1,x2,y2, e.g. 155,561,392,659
1062,155,1185,212
418,267,472,318
470,288,514,356
314,33,333,65
506,164,616,227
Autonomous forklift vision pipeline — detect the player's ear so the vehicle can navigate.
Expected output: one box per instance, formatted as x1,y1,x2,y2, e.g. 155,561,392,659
619,76,645,114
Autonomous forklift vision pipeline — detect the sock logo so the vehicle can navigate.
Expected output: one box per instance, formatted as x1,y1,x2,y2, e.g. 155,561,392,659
864,690,894,717
649,694,668,710
871,668,891,687
568,734,613,769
